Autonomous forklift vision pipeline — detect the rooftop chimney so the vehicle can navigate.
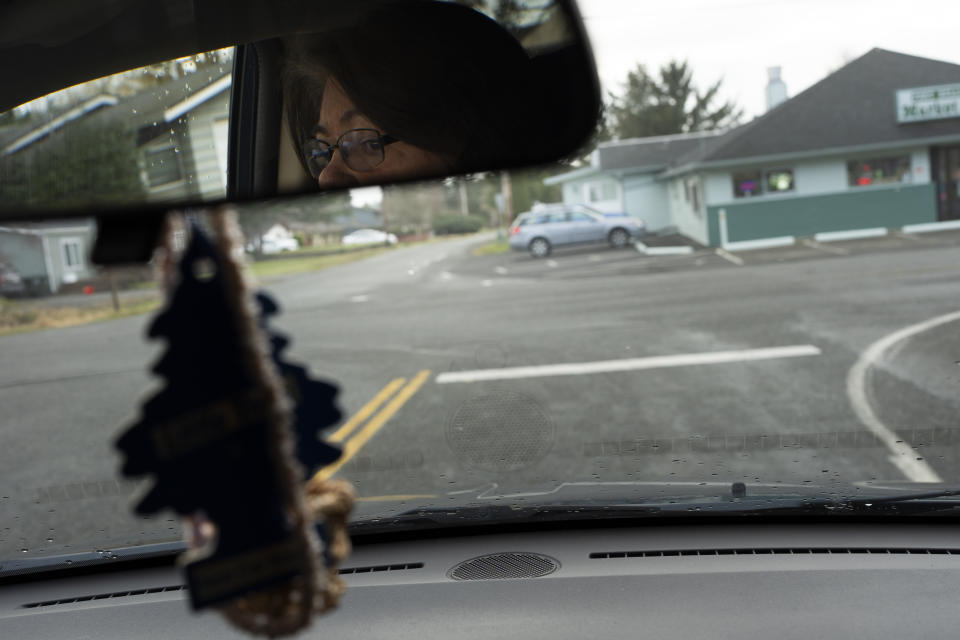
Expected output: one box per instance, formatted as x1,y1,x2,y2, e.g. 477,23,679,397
766,66,788,111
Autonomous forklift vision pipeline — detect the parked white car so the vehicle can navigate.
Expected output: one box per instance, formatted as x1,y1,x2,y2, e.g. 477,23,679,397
250,236,299,253
342,228,398,246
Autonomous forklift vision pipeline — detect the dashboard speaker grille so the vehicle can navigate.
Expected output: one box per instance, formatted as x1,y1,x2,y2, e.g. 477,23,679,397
449,552,559,580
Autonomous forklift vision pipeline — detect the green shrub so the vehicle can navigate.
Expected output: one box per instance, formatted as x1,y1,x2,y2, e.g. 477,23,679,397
433,214,484,235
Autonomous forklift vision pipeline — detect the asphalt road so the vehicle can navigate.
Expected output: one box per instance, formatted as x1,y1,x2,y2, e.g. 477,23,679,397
4,230,960,559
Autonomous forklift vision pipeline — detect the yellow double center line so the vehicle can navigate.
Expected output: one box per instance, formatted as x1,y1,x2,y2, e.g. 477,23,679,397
313,370,432,482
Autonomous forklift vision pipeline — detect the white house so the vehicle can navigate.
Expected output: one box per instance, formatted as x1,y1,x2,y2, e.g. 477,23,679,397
545,130,726,234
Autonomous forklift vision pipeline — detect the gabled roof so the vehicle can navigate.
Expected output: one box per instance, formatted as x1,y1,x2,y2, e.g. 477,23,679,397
675,48,960,170
597,130,727,172
0,220,94,235
2,69,231,155
1,95,117,155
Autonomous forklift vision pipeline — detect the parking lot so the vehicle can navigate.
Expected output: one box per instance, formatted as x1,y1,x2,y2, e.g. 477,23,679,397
462,228,960,282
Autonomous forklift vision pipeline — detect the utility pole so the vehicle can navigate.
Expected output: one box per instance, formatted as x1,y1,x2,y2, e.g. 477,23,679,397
108,269,120,312
458,178,470,216
380,194,391,246
499,171,514,240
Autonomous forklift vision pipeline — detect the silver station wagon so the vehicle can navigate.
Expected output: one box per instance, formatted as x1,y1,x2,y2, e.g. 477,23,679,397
508,205,646,258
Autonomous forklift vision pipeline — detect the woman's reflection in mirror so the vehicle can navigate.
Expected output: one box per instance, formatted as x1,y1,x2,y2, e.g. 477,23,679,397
283,0,537,189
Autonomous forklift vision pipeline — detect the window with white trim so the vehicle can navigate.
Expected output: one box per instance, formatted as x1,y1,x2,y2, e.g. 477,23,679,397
61,238,84,271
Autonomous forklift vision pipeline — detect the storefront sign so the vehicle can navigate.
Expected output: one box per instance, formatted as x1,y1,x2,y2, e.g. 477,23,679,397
896,83,960,123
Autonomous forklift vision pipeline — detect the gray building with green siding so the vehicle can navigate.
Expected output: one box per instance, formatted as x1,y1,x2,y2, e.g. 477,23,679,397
547,49,960,247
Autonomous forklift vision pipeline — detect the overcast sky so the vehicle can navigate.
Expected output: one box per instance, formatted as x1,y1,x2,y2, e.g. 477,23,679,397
578,0,960,118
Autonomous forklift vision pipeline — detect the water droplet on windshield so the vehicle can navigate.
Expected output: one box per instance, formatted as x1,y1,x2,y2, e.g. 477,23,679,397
46,538,53,543
19,548,27,553
64,560,73,565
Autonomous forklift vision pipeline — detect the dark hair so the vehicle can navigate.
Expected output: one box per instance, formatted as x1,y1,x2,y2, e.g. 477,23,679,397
283,0,537,176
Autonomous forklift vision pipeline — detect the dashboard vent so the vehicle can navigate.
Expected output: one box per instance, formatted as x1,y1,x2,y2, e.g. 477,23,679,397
22,585,185,608
449,552,559,581
20,563,425,608
339,562,424,575
590,547,960,559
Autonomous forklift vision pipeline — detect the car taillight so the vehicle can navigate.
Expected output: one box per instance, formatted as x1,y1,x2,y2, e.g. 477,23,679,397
510,226,521,235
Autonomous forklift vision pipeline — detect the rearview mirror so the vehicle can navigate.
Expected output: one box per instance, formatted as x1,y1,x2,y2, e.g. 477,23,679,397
0,0,600,221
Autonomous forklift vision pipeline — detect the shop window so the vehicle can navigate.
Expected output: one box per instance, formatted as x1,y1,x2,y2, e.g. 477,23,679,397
847,155,911,187
733,171,762,197
766,169,794,193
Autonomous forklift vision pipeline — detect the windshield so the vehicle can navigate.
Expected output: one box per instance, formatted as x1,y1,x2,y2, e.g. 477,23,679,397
4,0,960,565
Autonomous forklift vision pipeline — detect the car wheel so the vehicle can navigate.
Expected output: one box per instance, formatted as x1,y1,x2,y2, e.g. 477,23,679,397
608,228,630,249
529,237,551,258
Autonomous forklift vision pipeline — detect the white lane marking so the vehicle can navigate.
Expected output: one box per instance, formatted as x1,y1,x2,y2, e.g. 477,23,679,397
801,238,850,255
494,266,509,275
589,254,602,262
436,344,821,384
481,279,494,287
350,294,370,303
546,259,559,268
845,311,960,482
714,248,744,266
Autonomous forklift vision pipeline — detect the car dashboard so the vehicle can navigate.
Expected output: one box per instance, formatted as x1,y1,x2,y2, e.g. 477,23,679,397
2,521,959,639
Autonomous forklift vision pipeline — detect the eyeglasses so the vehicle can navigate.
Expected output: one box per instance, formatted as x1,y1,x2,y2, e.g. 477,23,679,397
303,129,399,178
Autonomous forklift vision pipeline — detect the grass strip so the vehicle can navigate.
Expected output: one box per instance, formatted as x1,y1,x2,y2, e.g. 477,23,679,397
471,239,511,256
0,297,162,336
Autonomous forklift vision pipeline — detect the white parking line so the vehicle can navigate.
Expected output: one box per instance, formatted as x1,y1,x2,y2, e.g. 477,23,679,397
436,345,821,384
801,238,850,255
714,248,744,266
350,294,370,303
845,311,960,483
546,259,559,268
494,266,509,275
481,279,493,287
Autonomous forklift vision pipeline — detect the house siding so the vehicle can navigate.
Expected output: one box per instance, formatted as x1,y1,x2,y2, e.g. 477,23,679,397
559,175,622,212
0,232,48,292
707,182,936,244
186,95,230,200
667,175,709,245
47,228,96,290
622,174,670,231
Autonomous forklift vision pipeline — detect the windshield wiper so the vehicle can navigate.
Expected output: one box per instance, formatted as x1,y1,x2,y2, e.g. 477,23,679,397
351,490,960,534
349,503,672,534
0,541,185,581
745,490,960,516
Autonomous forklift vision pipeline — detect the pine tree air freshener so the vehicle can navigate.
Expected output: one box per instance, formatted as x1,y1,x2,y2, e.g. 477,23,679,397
115,210,353,637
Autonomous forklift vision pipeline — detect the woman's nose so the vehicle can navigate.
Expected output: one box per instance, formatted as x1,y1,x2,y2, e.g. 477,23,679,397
316,152,360,189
